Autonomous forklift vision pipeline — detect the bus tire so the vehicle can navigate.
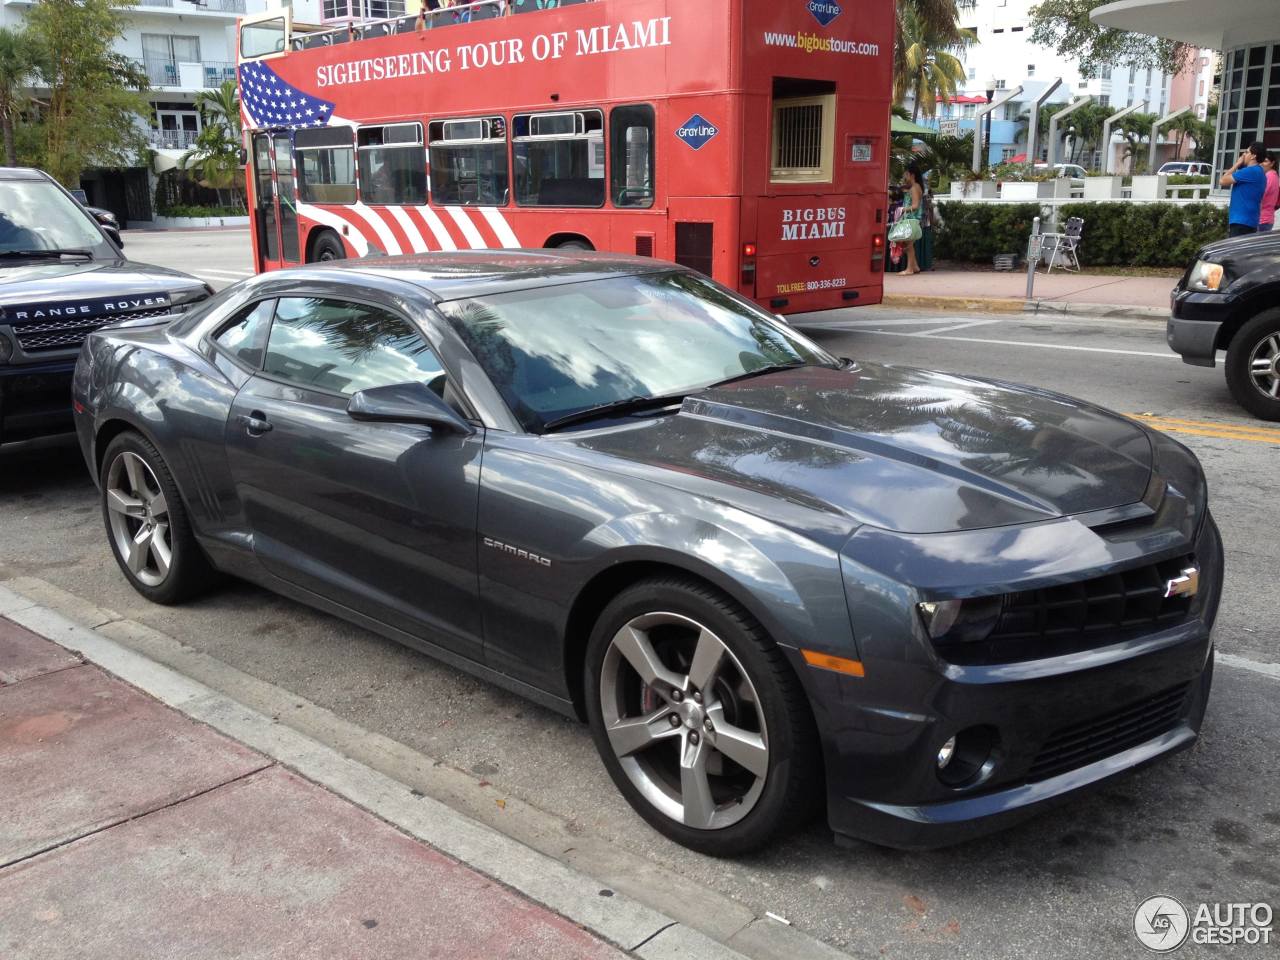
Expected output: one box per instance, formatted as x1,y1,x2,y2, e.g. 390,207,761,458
547,235,593,251
309,229,346,263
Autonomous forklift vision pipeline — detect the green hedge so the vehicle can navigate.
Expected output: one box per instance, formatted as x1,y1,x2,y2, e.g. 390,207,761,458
935,201,1227,267
934,203,1043,261
1056,203,1226,266
157,204,246,218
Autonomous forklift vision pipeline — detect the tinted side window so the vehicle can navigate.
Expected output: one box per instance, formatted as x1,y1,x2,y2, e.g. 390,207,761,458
513,109,605,207
214,299,276,369
263,297,445,396
610,104,654,208
357,123,427,205
296,127,356,204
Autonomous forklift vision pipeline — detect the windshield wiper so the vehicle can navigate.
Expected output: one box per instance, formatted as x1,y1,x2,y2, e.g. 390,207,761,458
707,360,811,388
542,391,692,433
0,248,94,260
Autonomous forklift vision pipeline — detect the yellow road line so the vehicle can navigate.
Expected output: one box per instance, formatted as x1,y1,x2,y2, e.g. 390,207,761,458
1130,414,1280,443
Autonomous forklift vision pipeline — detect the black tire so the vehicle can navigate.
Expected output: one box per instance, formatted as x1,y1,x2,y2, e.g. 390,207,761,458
310,229,346,263
99,431,215,605
555,239,592,251
1225,307,1280,420
584,576,821,856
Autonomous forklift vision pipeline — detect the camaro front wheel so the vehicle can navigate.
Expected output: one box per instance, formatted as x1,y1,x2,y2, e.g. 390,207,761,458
585,577,820,855
100,431,213,604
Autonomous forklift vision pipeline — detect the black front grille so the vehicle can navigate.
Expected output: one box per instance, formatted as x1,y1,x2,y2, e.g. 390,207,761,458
1028,683,1190,782
13,307,173,352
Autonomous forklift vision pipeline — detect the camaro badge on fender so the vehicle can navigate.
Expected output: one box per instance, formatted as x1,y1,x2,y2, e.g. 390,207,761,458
483,537,552,567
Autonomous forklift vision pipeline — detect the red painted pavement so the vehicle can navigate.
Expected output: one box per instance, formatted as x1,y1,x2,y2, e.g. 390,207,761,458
0,662,268,864
0,765,624,960
0,619,81,686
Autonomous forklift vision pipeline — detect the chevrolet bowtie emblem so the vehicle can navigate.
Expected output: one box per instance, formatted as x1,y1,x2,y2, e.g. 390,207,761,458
1163,565,1200,599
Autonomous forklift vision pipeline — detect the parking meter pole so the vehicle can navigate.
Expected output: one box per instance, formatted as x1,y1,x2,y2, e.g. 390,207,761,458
1026,217,1040,300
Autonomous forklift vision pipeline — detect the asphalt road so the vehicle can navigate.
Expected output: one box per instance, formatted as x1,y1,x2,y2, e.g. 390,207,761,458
5,232,1278,958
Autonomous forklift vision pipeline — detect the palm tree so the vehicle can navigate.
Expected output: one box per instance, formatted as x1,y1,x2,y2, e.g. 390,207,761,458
1116,112,1160,173
180,80,244,209
895,6,975,121
0,27,37,167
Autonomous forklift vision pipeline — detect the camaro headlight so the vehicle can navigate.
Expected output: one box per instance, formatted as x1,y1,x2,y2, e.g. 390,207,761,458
1186,259,1226,293
169,285,213,308
917,596,1004,644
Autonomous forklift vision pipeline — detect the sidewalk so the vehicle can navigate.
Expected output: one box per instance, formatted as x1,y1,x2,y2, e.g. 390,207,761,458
882,265,1176,319
0,616,623,960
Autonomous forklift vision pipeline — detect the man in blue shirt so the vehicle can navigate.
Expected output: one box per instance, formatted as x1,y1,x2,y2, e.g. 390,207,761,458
1220,142,1269,237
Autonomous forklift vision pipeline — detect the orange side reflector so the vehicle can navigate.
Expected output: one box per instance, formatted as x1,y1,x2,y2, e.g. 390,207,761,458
801,649,865,677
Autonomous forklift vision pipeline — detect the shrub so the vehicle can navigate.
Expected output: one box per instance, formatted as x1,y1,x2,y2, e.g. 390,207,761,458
935,201,1227,267
934,202,1044,260
156,204,246,218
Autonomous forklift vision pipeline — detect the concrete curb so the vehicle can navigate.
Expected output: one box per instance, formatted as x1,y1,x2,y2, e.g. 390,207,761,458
881,292,1167,323
0,580,856,960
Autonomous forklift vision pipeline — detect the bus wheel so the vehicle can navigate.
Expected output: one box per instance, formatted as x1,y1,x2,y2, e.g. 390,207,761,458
548,236,593,251
310,230,346,263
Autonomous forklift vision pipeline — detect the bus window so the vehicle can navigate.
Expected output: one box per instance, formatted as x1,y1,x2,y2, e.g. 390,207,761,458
770,79,836,183
241,16,287,60
296,127,356,205
610,104,654,209
428,116,509,206
513,109,605,208
357,122,427,205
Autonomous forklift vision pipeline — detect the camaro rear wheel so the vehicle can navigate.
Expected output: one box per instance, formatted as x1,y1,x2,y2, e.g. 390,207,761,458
1225,307,1280,420
100,432,213,604
585,577,820,855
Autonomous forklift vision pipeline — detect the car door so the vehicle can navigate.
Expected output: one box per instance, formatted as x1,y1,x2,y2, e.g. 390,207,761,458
222,293,484,659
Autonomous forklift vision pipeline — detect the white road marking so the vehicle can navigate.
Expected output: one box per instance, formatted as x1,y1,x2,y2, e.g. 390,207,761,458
1218,652,1280,682
908,319,1005,336
851,328,1179,359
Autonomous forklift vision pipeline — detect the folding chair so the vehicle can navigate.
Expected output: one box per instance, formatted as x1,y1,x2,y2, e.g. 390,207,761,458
1042,217,1084,274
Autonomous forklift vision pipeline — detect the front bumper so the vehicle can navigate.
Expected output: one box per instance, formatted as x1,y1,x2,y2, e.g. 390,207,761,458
1168,288,1232,367
0,360,76,445
822,513,1222,850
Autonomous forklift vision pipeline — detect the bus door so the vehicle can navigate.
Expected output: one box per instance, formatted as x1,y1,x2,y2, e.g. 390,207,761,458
252,131,300,270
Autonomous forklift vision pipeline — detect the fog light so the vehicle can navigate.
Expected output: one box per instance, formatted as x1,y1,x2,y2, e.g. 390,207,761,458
936,725,999,788
936,736,956,769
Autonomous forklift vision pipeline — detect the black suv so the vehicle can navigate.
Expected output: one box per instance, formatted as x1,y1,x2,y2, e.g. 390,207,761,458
1168,231,1280,420
0,167,211,446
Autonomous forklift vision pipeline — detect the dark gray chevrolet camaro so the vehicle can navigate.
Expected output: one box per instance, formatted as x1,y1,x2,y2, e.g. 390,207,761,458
72,252,1222,854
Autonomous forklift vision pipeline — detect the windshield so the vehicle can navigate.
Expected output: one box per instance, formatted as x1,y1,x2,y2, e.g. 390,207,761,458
438,271,838,432
0,179,109,255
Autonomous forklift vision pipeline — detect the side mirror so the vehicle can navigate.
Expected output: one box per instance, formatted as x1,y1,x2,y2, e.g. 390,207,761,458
347,381,474,435
104,226,124,250
239,146,249,166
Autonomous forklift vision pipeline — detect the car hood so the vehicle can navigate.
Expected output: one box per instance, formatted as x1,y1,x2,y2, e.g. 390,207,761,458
0,258,204,306
569,363,1154,536
1195,229,1280,267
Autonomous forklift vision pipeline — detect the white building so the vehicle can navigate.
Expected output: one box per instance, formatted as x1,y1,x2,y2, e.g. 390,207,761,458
1,0,265,221
911,0,1204,170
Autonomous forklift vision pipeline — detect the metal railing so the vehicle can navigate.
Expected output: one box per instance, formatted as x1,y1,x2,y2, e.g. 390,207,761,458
136,0,247,11
139,56,236,88
149,129,200,150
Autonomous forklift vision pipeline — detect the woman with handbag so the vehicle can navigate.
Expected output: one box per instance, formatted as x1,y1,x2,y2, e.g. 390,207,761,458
888,163,925,274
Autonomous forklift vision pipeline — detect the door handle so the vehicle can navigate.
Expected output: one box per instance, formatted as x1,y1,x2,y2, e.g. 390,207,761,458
237,411,273,436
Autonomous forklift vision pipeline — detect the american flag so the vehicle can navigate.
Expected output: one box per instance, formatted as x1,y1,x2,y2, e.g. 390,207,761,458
238,61,336,128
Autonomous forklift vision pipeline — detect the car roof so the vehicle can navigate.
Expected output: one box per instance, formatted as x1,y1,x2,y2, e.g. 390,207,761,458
0,167,53,181
268,250,678,301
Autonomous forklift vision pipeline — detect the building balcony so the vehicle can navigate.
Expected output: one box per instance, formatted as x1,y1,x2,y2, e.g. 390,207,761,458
131,0,246,16
139,57,238,91
148,129,200,151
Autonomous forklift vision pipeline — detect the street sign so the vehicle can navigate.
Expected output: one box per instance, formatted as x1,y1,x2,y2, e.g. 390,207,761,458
939,119,960,136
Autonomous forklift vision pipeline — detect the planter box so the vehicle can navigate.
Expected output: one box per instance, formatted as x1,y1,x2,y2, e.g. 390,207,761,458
949,180,998,199
150,215,250,229
1000,181,1053,200
1084,176,1123,200
1129,175,1168,200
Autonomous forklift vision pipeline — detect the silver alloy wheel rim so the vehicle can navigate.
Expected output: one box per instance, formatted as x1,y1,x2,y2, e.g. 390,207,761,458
105,451,173,588
1248,332,1280,400
600,611,769,831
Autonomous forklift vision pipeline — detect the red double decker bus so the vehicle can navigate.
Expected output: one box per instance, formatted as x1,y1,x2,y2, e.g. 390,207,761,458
236,0,892,314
